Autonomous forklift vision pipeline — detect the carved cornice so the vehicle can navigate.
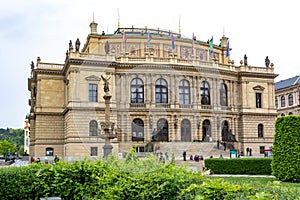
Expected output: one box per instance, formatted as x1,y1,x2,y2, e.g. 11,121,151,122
239,71,278,79
35,69,64,75
85,75,101,81
253,85,265,91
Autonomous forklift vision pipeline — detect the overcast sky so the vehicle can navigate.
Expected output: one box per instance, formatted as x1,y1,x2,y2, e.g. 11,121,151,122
1,0,299,128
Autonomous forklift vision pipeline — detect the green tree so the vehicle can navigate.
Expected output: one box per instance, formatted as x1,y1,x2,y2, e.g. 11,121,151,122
0,128,24,151
0,140,16,158
272,115,300,182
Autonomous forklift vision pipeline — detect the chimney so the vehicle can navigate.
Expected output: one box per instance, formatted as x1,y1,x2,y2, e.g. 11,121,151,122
220,36,229,48
90,21,98,35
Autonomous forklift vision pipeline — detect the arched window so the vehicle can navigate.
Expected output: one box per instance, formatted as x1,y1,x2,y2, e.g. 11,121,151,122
45,147,54,156
179,79,190,104
201,81,210,105
288,94,293,106
258,124,264,138
132,118,144,141
89,120,98,136
281,113,285,116
281,96,285,107
289,112,293,115
153,118,169,142
156,78,168,103
220,83,228,106
202,119,211,141
221,120,229,141
181,119,191,142
275,97,278,108
131,78,144,103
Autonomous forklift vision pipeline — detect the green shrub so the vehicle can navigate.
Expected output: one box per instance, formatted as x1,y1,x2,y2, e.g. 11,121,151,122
0,155,204,200
0,151,299,200
0,165,39,199
272,115,300,182
205,158,272,175
179,178,300,200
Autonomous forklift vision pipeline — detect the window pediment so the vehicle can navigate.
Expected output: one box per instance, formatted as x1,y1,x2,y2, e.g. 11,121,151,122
85,75,101,81
253,85,265,91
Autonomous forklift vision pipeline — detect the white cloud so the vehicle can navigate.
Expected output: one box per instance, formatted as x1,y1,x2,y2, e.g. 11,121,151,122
1,0,300,127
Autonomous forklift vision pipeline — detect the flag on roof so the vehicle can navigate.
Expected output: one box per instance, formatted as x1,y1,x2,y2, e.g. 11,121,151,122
226,40,230,57
209,36,213,53
122,31,127,48
192,32,195,54
147,33,152,50
171,34,175,50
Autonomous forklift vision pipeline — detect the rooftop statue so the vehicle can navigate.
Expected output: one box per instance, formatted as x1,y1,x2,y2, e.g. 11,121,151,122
105,41,110,54
265,56,270,67
244,54,248,66
75,38,80,52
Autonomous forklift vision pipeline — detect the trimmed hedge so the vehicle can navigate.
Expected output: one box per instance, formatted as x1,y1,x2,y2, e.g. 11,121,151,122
0,156,204,200
0,156,299,200
205,158,272,175
272,116,300,182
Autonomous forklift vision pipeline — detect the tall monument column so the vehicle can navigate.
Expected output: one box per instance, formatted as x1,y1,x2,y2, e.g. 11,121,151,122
99,75,118,158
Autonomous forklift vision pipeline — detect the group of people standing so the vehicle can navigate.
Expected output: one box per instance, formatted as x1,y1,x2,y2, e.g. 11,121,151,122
30,155,60,164
216,140,227,151
246,147,252,156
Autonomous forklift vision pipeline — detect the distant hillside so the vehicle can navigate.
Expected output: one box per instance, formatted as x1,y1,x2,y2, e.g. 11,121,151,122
0,128,24,149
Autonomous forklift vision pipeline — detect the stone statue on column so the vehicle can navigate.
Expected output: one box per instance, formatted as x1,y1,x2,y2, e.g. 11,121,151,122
244,54,248,66
69,40,73,52
105,41,110,55
101,75,111,93
75,38,80,52
265,56,270,67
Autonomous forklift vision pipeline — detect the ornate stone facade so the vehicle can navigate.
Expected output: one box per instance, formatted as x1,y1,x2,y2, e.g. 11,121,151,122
27,21,278,158
275,76,300,116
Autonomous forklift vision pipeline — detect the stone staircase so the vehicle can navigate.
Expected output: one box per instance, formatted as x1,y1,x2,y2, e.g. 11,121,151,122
154,142,230,160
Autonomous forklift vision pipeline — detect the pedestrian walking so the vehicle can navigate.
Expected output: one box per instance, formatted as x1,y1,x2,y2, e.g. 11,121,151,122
165,150,169,161
183,151,187,161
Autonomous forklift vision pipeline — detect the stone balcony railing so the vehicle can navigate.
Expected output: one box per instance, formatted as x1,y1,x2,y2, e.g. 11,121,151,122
66,52,274,74
37,62,64,70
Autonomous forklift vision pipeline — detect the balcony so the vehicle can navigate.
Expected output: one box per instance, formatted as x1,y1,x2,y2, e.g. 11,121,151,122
201,105,212,110
130,103,146,108
155,103,170,108
179,104,193,109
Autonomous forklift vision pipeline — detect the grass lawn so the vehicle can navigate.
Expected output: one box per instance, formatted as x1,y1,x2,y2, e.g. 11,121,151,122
208,176,300,188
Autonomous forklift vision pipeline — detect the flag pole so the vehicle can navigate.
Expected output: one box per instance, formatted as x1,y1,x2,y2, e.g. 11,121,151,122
117,8,120,28
192,32,195,58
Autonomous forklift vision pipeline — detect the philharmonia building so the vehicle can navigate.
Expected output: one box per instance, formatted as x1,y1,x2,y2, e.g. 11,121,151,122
28,20,278,159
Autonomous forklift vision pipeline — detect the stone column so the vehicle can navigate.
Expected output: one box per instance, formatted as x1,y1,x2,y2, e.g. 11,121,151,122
169,74,173,104
120,74,124,104
145,74,149,104
102,93,113,158
125,74,129,104
150,74,154,105
196,76,200,108
192,76,196,105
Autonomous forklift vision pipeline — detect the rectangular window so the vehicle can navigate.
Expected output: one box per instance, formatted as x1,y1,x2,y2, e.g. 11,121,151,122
91,147,98,156
259,146,265,154
256,93,262,108
89,84,98,102
139,146,145,152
